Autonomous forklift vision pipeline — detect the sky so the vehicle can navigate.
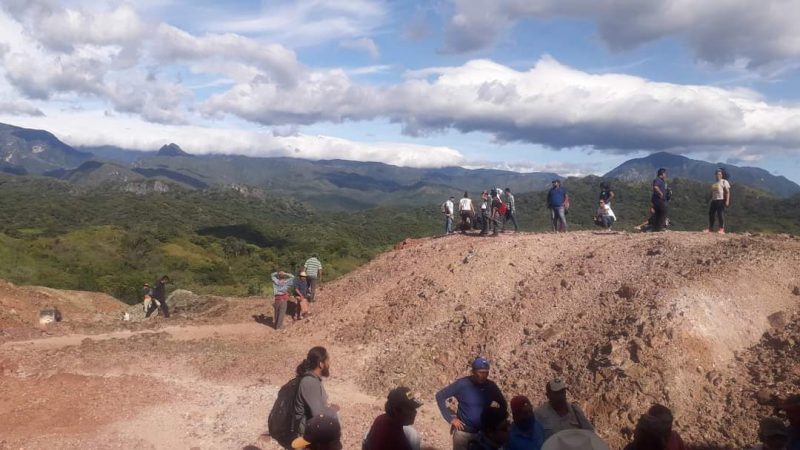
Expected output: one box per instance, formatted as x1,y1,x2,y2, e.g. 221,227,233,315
1,0,800,181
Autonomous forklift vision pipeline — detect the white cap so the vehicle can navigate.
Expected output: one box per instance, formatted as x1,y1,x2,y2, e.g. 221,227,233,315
542,430,609,450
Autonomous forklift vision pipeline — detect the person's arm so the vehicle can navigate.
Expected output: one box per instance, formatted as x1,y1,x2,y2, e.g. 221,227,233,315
653,181,664,199
435,381,461,424
573,404,595,432
491,382,508,412
608,191,615,203
271,272,279,284
564,194,570,210
510,195,515,212
724,182,731,207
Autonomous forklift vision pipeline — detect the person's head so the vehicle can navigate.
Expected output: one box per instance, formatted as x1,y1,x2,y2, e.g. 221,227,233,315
481,190,489,200
470,357,490,384
505,188,511,193
296,346,331,378
385,387,423,426
291,414,342,450
480,407,511,446
715,168,723,180
450,196,455,201
541,430,610,450
510,395,534,429
657,168,667,179
552,179,561,187
599,199,606,207
545,378,569,407
647,404,674,433
463,191,469,198
758,417,789,450
159,275,170,283
633,414,668,450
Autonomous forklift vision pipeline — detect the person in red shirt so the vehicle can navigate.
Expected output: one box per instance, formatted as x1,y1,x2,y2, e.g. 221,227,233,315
648,404,688,450
364,387,424,450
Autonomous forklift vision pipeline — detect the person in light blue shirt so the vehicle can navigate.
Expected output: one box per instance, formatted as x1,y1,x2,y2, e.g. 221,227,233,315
507,396,545,450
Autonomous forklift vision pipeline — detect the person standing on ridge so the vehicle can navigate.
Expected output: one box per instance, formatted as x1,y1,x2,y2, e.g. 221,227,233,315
303,255,323,302
651,168,669,232
547,180,569,233
145,276,170,318
490,190,503,236
458,192,475,234
443,196,456,235
479,191,491,236
705,168,731,234
271,271,295,330
503,188,518,233
533,378,594,440
293,271,311,321
435,357,508,450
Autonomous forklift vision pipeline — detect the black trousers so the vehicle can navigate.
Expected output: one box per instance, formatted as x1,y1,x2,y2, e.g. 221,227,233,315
709,200,726,230
652,200,668,231
145,298,169,318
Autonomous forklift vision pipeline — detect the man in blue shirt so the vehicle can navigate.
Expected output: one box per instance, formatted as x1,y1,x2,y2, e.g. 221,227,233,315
436,357,508,450
547,180,569,233
651,168,669,232
507,396,545,450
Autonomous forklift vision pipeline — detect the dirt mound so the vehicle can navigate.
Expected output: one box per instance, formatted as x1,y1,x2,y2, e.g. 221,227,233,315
290,231,800,448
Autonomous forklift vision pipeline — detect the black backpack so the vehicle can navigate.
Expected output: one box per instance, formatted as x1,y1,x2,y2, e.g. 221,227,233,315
268,375,310,445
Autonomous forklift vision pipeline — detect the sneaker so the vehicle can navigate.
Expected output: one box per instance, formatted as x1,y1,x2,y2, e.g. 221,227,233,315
703,229,710,233
718,228,725,234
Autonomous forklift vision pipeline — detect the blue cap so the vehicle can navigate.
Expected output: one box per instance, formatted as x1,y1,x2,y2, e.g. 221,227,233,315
472,356,490,370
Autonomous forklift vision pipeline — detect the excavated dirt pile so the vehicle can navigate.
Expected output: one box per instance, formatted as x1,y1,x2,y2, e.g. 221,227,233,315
291,231,800,449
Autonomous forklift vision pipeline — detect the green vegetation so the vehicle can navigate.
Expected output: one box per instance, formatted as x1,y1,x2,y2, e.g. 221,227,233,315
0,175,439,303
1,174,797,304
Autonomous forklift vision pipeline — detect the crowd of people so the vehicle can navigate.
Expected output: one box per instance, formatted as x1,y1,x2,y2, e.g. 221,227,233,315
441,167,733,235
267,350,800,450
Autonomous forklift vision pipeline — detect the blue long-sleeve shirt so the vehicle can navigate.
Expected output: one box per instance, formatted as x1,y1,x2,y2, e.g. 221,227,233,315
435,377,507,433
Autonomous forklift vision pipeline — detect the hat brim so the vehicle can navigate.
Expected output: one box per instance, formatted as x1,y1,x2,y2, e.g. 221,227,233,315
291,437,311,449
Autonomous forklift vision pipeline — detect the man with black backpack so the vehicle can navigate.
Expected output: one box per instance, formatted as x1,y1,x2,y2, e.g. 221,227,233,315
266,347,336,449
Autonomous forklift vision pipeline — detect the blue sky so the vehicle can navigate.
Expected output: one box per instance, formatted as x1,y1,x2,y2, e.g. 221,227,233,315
1,0,799,181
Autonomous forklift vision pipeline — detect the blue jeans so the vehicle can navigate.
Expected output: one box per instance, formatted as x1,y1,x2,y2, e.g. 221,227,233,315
595,216,615,229
550,206,567,232
445,215,453,234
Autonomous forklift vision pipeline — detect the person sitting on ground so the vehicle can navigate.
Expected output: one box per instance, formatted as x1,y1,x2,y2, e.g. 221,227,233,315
468,406,511,450
748,417,789,450
778,395,800,450
507,395,545,450
593,199,616,230
293,347,337,440
459,192,475,234
291,414,342,450
647,404,687,450
623,414,668,450
364,387,424,450
272,271,295,330
541,429,609,450
533,378,594,440
293,271,311,321
436,357,508,450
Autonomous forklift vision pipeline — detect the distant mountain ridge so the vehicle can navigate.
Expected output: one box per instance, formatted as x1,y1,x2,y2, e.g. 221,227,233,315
0,122,92,174
604,152,800,198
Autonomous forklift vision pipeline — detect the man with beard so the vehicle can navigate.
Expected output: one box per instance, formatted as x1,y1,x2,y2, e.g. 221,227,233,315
294,347,337,438
507,396,545,450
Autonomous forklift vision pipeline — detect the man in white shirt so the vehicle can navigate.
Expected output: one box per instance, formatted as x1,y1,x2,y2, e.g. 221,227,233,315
443,196,455,235
705,168,732,234
458,192,475,234
594,199,616,230
534,378,595,440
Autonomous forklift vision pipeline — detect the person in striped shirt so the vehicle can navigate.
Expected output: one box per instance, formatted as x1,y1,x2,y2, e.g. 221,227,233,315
304,255,323,302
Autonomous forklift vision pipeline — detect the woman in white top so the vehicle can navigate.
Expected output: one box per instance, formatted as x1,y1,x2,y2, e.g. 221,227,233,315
705,168,731,234
594,199,616,230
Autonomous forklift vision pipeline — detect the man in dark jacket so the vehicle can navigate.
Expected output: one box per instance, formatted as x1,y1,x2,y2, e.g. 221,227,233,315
145,275,170,318
364,387,424,450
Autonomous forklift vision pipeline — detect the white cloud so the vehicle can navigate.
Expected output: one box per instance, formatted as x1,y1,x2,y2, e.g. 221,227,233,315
0,109,464,168
442,0,800,71
0,99,44,116
209,0,386,47
340,37,380,59
202,56,800,157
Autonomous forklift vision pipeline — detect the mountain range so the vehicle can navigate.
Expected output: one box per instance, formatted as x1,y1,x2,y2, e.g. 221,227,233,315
1,122,798,207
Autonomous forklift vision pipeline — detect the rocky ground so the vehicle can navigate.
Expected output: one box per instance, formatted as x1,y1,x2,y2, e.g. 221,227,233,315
1,231,799,449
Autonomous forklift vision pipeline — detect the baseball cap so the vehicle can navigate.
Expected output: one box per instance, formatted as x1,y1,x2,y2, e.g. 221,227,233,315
471,356,490,371
547,378,568,392
759,417,789,437
510,395,532,417
291,414,341,449
541,429,609,450
387,387,424,410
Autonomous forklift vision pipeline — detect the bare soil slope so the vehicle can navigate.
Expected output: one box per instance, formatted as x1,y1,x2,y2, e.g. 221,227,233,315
1,231,799,449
